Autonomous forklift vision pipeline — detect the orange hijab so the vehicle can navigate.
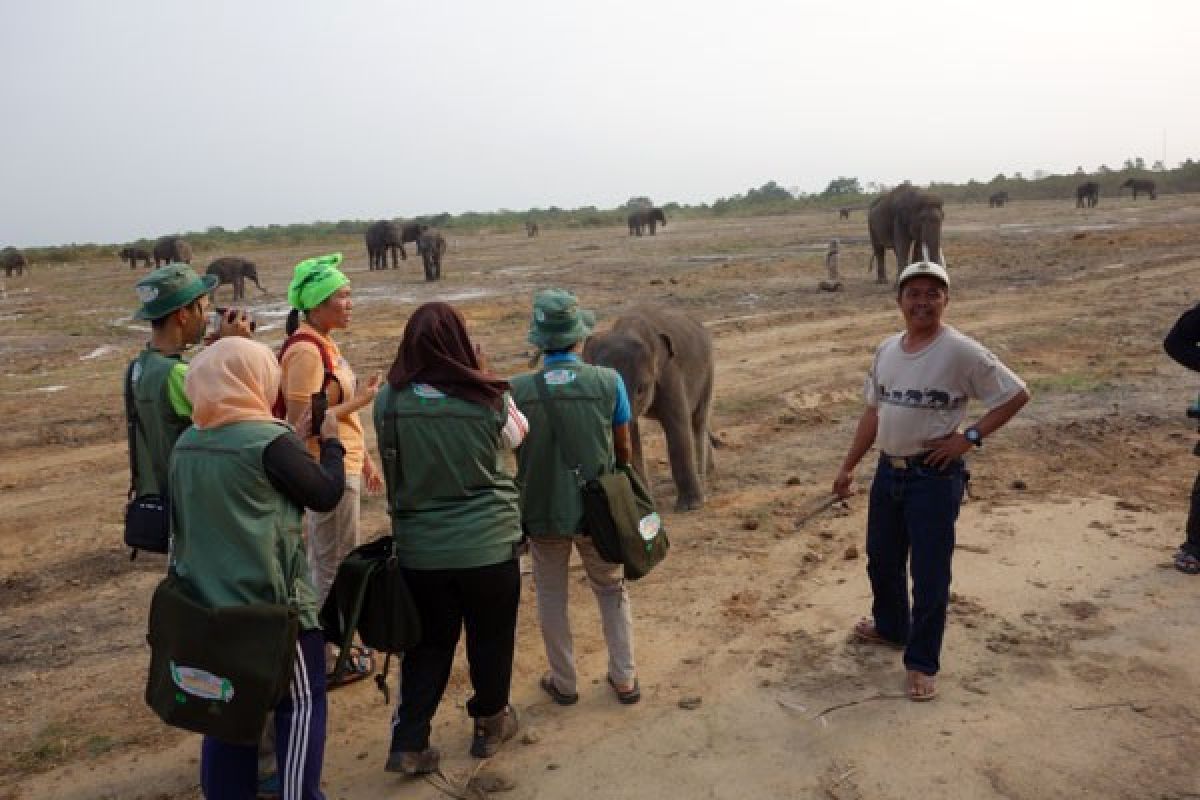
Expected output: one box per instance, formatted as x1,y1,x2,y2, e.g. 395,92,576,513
186,338,282,430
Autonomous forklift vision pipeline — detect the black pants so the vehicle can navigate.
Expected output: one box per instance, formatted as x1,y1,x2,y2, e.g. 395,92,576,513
389,559,520,753
1184,472,1200,558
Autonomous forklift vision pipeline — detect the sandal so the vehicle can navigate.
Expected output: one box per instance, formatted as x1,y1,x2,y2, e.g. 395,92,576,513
539,674,578,706
1174,550,1200,575
607,674,641,705
852,618,903,647
327,645,374,689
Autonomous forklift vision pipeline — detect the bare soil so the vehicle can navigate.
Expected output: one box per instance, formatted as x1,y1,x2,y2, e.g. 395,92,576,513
3,196,1200,799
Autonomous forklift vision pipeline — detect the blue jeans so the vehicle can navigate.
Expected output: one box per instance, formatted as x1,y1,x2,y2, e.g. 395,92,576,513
865,455,966,676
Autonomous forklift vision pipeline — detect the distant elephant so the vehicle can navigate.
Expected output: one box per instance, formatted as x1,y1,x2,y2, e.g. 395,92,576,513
119,246,152,269
1,247,29,277
153,236,192,266
867,186,945,284
1119,178,1156,200
627,208,667,236
366,220,427,269
838,208,852,220
416,231,446,281
526,221,539,237
206,257,265,301
988,191,1009,208
583,306,714,512
1075,181,1100,208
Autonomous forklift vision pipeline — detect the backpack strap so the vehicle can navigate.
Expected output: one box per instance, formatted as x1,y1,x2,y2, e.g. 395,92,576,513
274,331,341,418
123,359,140,501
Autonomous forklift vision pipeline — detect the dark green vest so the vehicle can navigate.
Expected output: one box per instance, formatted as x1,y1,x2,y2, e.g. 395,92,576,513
169,421,319,630
129,348,191,497
510,362,618,537
374,384,521,570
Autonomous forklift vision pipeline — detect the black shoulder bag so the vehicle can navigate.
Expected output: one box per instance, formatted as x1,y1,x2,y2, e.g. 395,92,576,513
123,360,170,559
533,373,669,581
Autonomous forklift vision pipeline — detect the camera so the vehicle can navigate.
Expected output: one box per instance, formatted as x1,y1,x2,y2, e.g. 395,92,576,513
205,307,257,338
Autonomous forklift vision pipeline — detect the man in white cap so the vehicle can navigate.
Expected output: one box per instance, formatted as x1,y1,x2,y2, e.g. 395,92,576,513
832,261,1029,701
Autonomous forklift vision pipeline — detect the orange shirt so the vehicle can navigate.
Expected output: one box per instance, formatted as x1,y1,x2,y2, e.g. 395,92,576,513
280,322,366,477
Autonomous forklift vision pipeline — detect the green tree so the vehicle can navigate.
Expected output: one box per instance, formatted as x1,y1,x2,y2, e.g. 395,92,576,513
820,176,862,196
623,196,653,210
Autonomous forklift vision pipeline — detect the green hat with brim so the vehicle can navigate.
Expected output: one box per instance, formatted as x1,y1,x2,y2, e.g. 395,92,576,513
288,253,349,311
527,288,595,350
133,263,218,321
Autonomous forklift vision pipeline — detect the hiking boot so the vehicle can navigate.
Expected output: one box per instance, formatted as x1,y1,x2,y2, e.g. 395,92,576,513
470,704,519,758
384,746,441,776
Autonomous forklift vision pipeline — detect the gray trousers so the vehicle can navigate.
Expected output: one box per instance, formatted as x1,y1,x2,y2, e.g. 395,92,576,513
307,475,361,607
529,535,636,695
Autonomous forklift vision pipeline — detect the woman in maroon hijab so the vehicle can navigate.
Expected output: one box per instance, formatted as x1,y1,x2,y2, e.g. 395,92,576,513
373,302,528,775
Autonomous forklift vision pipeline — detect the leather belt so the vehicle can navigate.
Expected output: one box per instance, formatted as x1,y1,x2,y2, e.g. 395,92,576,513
883,453,930,469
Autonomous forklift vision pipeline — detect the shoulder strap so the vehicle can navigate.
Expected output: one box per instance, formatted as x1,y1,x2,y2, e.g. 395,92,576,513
279,331,338,392
123,359,140,499
534,372,587,486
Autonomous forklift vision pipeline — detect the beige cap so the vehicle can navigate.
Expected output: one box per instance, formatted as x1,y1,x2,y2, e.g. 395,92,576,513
897,261,949,289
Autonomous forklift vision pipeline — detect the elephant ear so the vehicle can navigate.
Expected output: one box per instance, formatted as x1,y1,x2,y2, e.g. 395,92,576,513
658,333,675,360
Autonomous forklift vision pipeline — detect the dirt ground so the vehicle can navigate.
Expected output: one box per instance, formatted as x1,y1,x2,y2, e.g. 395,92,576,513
3,196,1200,799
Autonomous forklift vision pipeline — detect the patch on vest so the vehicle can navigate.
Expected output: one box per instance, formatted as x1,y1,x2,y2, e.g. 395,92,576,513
413,383,447,399
170,661,235,703
543,369,576,386
136,285,159,303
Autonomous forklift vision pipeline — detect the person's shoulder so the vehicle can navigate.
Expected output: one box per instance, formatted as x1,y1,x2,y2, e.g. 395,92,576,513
875,332,904,356
941,325,989,354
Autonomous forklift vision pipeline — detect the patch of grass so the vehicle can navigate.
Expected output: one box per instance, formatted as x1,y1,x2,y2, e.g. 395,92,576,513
1027,371,1114,393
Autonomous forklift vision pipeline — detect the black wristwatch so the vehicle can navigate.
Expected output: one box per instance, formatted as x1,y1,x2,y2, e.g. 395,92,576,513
964,426,983,448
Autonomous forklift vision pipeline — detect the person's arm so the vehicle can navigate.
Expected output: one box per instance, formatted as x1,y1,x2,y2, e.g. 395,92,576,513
165,362,192,418
1164,305,1200,371
832,406,878,497
500,394,529,450
923,388,1030,467
613,422,633,466
329,370,383,419
263,432,346,512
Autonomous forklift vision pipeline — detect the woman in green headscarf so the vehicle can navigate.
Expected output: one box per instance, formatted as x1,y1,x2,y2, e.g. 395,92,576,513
281,253,383,686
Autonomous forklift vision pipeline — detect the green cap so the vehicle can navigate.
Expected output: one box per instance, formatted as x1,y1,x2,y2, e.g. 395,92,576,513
288,253,349,311
527,288,595,350
133,263,217,321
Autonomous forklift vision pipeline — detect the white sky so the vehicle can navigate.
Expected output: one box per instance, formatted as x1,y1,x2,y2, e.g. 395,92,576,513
1,0,1196,247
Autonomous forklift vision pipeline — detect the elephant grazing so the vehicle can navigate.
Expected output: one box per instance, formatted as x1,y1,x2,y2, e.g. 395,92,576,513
627,208,667,236
1,247,29,277
1075,181,1100,208
206,257,265,301
1120,178,1156,200
365,220,427,269
525,221,539,237
867,186,945,284
838,207,852,220
988,191,1009,208
416,231,446,281
119,246,152,269
153,236,192,266
583,306,715,512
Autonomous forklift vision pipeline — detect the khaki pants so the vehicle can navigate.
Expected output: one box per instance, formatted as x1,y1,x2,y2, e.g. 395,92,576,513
307,475,361,607
529,535,635,696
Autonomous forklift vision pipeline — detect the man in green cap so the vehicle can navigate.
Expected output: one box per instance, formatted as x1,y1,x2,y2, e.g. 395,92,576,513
510,289,643,706
124,263,253,529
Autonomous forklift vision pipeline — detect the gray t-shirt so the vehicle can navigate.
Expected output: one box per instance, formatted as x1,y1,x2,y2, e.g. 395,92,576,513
864,325,1026,456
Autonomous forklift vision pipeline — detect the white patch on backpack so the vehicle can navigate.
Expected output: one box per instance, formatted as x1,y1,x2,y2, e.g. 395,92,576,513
170,661,235,702
413,383,446,399
544,369,576,386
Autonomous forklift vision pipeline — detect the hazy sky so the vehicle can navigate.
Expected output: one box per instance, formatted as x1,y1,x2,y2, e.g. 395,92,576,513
1,0,1196,247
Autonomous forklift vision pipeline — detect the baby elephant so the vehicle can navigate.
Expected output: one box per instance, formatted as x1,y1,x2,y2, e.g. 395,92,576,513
119,246,153,269
206,257,265,301
417,231,446,281
584,306,715,511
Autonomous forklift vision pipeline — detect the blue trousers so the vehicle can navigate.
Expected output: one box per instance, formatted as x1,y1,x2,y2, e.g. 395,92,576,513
865,455,966,676
200,629,327,800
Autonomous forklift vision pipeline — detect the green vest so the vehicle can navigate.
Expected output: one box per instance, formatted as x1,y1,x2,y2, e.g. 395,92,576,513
129,348,191,497
510,362,618,537
169,421,319,630
374,384,521,570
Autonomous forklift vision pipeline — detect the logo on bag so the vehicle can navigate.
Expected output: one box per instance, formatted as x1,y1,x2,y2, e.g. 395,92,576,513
413,383,447,399
544,369,576,386
638,512,661,542
170,661,235,703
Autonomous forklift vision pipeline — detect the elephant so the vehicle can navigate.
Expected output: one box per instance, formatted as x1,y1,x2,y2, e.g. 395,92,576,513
627,208,667,236
416,231,446,281
119,246,152,269
366,220,427,269
206,257,265,301
1,247,29,277
867,185,945,284
582,305,715,512
988,191,1009,208
153,236,192,266
1119,178,1156,200
838,207,852,220
525,221,539,237
1075,181,1100,208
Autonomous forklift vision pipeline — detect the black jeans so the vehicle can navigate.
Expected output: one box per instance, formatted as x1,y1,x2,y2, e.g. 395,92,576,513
865,455,966,676
1184,472,1200,558
389,559,520,753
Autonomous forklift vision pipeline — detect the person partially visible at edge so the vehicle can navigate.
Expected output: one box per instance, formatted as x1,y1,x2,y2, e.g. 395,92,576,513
281,253,383,684
1163,303,1200,574
509,288,642,708
832,262,1029,702
125,263,252,502
373,302,527,776
168,337,346,800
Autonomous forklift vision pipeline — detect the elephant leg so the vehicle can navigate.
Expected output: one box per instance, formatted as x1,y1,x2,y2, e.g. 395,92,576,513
629,416,647,484
654,379,704,511
873,247,888,284
691,390,714,481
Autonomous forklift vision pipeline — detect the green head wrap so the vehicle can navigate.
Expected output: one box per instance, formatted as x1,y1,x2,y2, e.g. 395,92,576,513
288,253,349,311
